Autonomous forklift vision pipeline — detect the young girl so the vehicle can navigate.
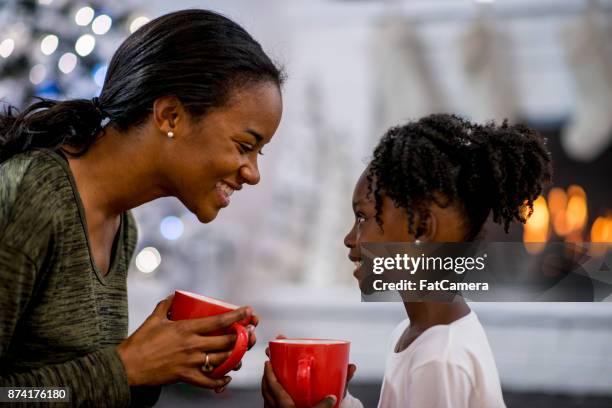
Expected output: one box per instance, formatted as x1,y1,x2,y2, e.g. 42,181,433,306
262,114,552,407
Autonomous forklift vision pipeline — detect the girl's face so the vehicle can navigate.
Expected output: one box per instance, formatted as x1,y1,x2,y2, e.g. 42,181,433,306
344,169,417,290
160,82,282,223
344,169,467,290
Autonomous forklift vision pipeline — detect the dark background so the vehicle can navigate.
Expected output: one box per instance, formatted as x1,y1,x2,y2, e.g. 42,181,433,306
159,382,612,408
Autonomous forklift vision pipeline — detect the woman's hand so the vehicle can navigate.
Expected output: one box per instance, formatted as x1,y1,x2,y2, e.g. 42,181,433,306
116,294,256,390
261,341,357,408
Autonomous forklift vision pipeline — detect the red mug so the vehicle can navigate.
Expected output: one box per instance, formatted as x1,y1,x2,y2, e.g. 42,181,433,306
169,290,250,378
269,338,350,408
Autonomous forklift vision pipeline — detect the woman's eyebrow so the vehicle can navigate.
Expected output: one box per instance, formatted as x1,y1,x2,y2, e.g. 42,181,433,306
245,129,263,143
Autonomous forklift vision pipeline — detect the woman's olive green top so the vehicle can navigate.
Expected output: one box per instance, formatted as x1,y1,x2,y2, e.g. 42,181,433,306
0,149,157,407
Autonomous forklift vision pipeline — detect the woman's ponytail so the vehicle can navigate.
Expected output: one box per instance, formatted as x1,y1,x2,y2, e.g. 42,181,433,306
0,98,107,163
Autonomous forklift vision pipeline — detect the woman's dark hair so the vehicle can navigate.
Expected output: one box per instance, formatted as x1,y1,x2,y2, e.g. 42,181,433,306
367,113,553,240
0,9,284,163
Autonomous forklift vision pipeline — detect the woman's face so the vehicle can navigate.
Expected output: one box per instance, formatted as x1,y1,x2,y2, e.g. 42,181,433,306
162,82,282,223
344,169,416,290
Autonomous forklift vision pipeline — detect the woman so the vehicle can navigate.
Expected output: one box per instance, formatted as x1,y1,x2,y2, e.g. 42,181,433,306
0,9,283,407
262,114,552,407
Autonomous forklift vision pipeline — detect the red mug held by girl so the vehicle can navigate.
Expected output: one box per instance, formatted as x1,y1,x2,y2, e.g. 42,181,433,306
269,338,350,408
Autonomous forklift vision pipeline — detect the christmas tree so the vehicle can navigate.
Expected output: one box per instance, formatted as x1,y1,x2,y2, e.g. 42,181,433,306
0,0,150,107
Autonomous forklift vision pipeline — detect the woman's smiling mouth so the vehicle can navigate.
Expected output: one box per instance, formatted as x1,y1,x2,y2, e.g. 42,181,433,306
216,181,236,206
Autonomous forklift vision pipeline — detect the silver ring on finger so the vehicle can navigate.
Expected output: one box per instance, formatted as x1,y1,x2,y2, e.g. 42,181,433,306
201,352,214,373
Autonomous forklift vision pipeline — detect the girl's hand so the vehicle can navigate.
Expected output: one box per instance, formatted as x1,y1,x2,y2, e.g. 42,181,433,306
116,295,255,389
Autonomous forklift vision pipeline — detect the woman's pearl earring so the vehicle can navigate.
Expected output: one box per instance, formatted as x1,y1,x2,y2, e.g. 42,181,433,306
415,239,421,245
167,130,174,138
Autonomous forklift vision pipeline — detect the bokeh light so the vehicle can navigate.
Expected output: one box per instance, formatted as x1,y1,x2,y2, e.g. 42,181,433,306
0,39,15,58
75,34,95,56
40,34,59,55
58,52,77,74
92,15,112,35
93,64,107,87
135,247,162,273
75,6,95,26
129,16,150,33
29,64,47,84
160,216,185,240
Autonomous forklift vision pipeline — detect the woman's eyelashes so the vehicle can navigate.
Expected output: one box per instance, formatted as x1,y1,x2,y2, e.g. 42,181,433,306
237,142,254,154
237,142,265,155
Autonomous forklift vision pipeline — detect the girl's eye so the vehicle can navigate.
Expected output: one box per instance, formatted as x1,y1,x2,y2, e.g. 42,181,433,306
356,215,366,224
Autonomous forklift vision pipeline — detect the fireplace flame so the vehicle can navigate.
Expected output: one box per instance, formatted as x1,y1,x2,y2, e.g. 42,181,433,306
523,195,549,254
524,185,610,256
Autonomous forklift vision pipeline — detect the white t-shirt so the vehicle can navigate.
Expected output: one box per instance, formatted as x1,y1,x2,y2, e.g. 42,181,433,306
342,311,506,408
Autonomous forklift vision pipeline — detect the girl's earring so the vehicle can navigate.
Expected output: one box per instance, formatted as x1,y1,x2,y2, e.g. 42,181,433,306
414,239,421,245
167,130,174,138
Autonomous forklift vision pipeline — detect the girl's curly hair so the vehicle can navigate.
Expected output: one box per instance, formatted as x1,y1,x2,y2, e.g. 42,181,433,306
367,113,553,240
